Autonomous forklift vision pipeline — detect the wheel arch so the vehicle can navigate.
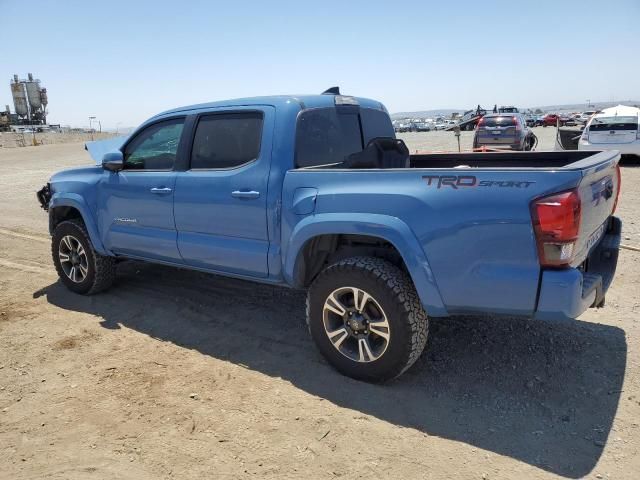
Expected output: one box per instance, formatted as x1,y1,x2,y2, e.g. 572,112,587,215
284,213,448,317
49,194,108,255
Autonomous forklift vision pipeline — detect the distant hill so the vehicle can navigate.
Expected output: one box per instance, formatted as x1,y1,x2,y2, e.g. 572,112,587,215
391,100,640,119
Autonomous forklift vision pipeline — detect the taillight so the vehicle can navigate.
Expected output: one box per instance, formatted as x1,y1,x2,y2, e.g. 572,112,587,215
513,116,520,132
612,163,621,214
581,126,590,141
477,117,485,128
531,190,581,268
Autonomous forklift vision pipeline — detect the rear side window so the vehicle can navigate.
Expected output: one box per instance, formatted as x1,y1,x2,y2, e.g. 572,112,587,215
361,108,395,144
295,108,363,168
589,116,638,131
190,112,263,169
482,116,516,127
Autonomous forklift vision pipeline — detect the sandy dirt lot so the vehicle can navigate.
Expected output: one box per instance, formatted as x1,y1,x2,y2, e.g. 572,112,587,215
396,125,556,152
0,136,639,479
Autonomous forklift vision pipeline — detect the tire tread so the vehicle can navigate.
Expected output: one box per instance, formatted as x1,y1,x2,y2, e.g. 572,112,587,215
52,219,116,294
307,256,428,380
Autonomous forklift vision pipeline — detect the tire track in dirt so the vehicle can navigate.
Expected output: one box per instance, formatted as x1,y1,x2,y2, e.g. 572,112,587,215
0,257,53,275
0,227,49,243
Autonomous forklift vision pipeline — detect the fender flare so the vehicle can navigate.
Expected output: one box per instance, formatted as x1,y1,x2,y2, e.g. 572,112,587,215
49,193,109,256
284,213,448,317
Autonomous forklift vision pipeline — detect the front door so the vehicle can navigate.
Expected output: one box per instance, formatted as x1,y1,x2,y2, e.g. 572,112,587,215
98,117,185,262
174,108,273,277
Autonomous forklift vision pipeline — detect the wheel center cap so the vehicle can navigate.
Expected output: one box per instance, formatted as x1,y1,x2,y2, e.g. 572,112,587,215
348,314,365,332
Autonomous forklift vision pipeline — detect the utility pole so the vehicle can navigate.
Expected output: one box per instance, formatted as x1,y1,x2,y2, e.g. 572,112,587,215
89,116,96,141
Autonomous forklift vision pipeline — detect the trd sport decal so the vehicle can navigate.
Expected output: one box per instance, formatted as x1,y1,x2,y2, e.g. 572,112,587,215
422,175,535,189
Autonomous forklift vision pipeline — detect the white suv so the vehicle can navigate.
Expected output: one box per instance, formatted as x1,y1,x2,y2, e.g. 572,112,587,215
579,105,640,157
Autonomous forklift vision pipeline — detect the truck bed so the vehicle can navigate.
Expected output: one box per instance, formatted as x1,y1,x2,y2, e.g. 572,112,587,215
284,149,620,318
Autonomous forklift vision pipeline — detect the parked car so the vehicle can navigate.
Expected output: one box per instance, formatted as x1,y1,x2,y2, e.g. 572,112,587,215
579,105,640,157
394,122,411,133
413,122,431,132
37,90,622,382
542,114,562,127
473,114,535,150
498,106,519,113
574,110,599,125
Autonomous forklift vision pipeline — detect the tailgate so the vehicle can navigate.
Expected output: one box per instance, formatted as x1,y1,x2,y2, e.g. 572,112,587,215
572,152,621,266
588,130,637,144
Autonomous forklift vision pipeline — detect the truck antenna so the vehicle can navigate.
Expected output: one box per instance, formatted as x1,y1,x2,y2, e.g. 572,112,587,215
322,86,340,95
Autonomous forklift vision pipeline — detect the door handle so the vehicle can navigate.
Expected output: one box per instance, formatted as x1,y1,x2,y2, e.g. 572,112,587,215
231,190,260,199
150,187,172,194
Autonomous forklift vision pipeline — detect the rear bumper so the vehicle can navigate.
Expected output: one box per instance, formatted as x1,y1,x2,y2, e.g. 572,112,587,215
579,140,640,156
534,216,621,321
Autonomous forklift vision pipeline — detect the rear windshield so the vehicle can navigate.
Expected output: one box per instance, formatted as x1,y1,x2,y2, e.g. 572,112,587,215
590,116,638,131
295,107,394,168
481,116,516,127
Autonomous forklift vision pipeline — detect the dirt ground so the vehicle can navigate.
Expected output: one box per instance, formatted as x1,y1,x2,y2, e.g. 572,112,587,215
0,137,639,479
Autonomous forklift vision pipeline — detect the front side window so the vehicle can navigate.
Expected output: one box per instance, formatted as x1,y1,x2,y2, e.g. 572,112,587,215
190,112,263,169
123,118,184,170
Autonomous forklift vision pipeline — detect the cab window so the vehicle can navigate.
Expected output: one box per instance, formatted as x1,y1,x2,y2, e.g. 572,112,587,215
190,112,263,169
123,118,185,170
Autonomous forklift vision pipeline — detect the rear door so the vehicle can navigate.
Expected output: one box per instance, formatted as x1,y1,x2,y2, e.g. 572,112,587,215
588,115,639,144
173,107,273,277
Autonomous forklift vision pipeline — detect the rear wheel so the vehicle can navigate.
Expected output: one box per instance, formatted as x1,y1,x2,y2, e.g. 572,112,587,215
307,257,428,382
52,219,116,294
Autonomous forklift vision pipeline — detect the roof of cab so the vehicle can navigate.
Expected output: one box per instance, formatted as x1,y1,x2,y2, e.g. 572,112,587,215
153,94,386,119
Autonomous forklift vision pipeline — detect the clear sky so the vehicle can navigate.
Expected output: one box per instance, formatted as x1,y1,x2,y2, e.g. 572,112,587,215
1,0,638,128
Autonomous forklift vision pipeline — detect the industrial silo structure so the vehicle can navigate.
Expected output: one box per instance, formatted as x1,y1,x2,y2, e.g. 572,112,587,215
25,73,42,109
10,75,29,120
9,73,48,124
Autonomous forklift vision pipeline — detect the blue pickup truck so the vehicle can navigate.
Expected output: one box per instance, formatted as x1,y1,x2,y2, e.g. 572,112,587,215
37,90,622,381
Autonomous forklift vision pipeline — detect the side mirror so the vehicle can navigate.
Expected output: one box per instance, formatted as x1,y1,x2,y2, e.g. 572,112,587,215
102,151,124,172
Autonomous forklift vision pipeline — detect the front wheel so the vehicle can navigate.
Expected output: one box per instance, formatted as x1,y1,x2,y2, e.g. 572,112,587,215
52,219,116,294
307,257,428,382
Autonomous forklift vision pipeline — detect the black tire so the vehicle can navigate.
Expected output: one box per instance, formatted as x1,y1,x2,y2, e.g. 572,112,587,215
52,219,116,295
306,256,428,382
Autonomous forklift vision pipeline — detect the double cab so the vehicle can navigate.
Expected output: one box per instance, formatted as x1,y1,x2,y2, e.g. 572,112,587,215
37,90,622,381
